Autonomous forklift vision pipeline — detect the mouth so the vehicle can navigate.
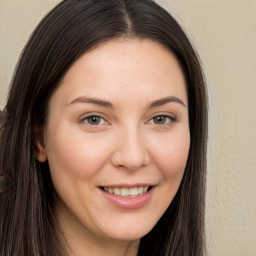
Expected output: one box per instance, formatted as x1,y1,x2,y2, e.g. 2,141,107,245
99,186,153,197
99,185,155,210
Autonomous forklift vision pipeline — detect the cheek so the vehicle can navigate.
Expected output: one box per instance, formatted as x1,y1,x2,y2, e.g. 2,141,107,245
45,128,111,181
150,128,190,181
145,128,190,222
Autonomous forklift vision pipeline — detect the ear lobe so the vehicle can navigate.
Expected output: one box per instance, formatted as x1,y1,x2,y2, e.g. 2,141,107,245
36,140,47,162
33,125,47,162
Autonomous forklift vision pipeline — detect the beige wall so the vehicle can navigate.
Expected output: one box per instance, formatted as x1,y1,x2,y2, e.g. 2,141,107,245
0,0,255,255
160,1,256,255
157,1,256,255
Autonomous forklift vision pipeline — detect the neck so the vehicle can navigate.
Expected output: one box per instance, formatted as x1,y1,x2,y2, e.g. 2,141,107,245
67,235,139,256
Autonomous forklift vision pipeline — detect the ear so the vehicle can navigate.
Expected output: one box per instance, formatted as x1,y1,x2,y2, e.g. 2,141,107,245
33,125,47,162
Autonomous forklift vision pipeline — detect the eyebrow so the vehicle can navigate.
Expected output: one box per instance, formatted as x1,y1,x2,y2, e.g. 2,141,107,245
67,96,186,109
149,96,186,108
67,97,114,108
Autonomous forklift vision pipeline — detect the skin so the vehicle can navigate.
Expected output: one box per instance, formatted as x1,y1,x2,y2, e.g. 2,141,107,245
37,38,190,256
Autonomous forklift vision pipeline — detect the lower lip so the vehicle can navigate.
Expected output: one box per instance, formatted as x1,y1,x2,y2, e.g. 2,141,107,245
100,187,155,210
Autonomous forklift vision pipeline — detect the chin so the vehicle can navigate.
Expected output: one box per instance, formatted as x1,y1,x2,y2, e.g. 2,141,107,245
101,220,155,242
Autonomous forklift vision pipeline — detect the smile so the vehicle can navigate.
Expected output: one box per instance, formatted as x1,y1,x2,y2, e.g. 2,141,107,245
100,185,155,210
102,186,150,197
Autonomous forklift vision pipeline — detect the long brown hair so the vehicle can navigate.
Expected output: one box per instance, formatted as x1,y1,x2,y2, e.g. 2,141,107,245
0,0,208,255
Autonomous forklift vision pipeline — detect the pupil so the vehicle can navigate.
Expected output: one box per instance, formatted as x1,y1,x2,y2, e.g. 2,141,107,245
154,116,165,124
89,116,100,124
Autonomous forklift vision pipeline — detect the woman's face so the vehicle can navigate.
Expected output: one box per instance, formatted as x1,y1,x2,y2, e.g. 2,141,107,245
38,39,190,244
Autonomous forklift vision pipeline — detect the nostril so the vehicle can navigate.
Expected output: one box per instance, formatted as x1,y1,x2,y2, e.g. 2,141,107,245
110,132,150,170
111,150,149,171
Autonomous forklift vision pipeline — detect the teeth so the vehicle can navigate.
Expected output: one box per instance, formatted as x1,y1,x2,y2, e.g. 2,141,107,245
138,187,144,194
121,188,129,196
129,187,139,196
113,188,121,195
103,186,149,197
108,188,114,194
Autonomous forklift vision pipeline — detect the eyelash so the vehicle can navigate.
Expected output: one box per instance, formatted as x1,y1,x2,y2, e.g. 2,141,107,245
147,114,177,125
80,114,176,127
80,115,108,126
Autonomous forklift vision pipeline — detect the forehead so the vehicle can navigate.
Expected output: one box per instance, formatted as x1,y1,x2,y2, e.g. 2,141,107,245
52,38,187,107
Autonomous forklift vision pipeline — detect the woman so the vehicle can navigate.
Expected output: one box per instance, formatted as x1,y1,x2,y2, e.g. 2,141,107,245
0,0,208,255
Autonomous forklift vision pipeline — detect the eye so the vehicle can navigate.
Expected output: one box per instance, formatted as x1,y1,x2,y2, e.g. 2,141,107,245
82,115,106,126
150,115,176,125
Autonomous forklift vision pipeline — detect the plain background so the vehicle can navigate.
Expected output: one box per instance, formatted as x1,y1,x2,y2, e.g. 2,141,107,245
0,0,255,255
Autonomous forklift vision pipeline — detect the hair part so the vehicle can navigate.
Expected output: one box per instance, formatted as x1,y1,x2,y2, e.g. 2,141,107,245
0,0,207,255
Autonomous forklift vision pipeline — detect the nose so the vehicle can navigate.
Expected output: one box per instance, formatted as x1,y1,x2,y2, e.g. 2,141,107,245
111,126,150,171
